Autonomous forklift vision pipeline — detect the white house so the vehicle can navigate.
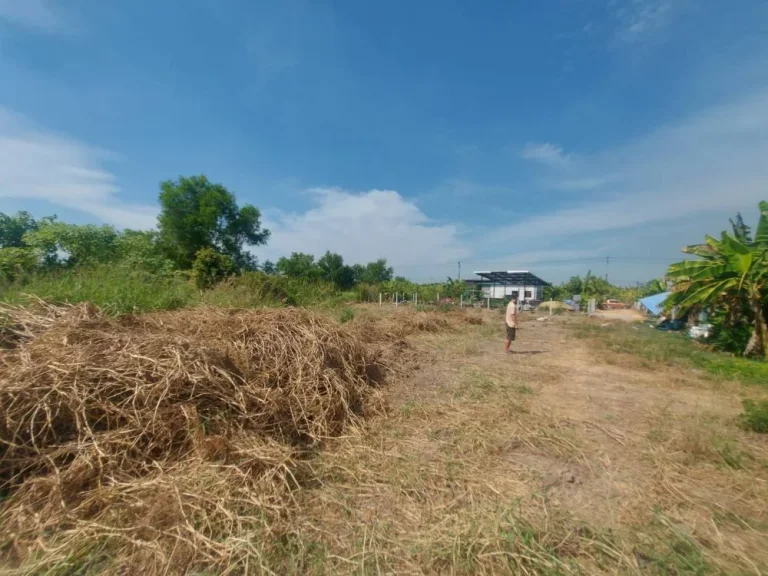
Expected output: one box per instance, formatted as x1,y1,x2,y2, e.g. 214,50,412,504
468,270,549,301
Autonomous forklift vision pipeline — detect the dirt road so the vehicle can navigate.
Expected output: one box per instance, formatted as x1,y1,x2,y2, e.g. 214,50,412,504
295,313,768,574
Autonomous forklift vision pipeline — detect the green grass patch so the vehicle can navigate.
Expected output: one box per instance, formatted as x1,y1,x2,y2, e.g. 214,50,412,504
0,265,196,314
573,322,768,387
740,399,768,433
0,267,355,315
338,308,355,323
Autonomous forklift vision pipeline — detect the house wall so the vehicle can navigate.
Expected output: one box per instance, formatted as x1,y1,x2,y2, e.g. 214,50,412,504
480,285,543,300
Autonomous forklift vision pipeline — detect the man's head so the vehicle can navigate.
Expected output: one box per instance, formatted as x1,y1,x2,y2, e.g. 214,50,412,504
510,296,517,304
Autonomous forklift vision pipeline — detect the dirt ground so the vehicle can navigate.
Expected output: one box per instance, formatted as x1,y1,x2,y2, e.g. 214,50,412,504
588,308,647,322
287,310,768,574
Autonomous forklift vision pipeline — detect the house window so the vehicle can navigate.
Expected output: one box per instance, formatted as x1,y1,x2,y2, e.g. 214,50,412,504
524,290,532,299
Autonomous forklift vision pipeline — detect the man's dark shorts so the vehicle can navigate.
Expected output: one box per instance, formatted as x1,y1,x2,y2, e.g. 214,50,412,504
506,326,516,341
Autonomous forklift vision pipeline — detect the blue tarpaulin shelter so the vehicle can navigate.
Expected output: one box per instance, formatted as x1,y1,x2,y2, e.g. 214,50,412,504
639,292,670,316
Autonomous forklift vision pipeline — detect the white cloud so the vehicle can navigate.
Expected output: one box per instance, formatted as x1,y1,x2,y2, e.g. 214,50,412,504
521,142,572,168
0,0,63,32
0,108,157,229
493,88,768,245
258,188,470,273
612,0,673,43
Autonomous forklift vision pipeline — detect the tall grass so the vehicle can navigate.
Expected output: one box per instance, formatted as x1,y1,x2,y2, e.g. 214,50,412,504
0,266,196,314
0,267,353,314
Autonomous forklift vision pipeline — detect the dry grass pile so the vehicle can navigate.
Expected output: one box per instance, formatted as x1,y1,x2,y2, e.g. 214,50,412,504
0,298,101,349
0,303,387,574
350,308,483,345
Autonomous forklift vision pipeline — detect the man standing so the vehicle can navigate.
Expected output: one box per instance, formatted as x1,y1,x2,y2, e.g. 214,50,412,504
505,296,518,353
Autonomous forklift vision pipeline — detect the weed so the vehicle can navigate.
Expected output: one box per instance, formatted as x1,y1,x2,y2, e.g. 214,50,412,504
339,308,355,323
740,399,768,433
400,399,417,417
636,515,714,575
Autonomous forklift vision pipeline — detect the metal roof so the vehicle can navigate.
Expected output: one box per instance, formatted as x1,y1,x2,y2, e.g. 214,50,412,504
638,291,669,316
471,270,550,286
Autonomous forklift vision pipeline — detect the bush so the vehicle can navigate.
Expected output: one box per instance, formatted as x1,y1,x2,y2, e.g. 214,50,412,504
191,248,236,289
0,247,37,282
740,399,768,433
708,306,753,356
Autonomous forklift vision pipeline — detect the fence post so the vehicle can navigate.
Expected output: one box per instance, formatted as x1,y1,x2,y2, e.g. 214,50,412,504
437,292,440,304
549,298,553,317
395,292,398,307
415,293,418,306
487,296,490,310
460,294,463,308
379,293,382,307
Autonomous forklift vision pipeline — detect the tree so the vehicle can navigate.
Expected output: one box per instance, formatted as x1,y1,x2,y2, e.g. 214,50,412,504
23,222,119,267
157,175,269,270
351,264,366,284
360,258,393,284
191,248,236,289
667,201,768,358
116,229,174,274
563,276,583,298
261,260,276,275
318,251,356,290
0,211,45,248
275,252,321,279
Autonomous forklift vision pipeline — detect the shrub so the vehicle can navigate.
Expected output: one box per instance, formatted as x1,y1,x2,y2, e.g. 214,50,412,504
708,306,753,356
191,248,236,289
0,247,37,282
740,399,768,433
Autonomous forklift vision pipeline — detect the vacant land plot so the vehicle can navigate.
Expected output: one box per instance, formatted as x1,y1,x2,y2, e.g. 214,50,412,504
283,312,768,574
1,306,767,575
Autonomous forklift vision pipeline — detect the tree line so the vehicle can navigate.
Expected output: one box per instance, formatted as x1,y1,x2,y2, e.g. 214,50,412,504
0,175,396,290
543,273,665,305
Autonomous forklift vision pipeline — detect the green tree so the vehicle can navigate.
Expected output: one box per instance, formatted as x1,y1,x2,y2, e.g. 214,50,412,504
116,229,174,273
157,175,269,269
360,258,393,284
261,259,276,275
191,247,236,289
563,275,583,298
351,263,366,284
23,222,120,267
0,211,48,248
667,201,768,358
317,251,356,290
275,252,321,279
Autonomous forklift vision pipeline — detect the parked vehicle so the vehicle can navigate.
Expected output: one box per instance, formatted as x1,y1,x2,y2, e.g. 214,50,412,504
601,299,627,310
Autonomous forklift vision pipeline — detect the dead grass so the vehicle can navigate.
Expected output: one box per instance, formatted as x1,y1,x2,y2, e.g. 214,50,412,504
3,306,768,574
0,303,393,574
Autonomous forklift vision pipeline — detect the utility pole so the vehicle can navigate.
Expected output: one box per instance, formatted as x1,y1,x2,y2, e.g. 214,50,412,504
605,256,610,283
457,261,461,281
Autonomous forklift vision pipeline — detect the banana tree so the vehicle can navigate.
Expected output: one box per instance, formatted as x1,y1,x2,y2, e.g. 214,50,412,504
666,201,768,358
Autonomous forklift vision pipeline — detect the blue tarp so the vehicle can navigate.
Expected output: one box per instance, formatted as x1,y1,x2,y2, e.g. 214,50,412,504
639,291,670,316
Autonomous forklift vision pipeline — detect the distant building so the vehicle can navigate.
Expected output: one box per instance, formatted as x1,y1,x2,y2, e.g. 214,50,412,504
466,270,550,301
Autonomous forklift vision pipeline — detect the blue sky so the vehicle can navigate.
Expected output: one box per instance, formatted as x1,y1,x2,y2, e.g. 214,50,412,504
1,0,768,284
